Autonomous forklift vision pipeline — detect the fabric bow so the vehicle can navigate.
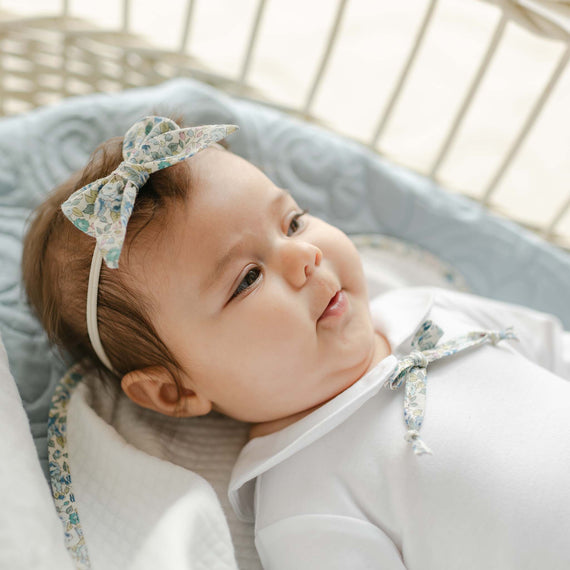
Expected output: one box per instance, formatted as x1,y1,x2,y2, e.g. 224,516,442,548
61,116,238,268
385,320,517,456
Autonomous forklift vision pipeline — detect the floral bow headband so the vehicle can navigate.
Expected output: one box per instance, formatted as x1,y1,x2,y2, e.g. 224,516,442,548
62,115,238,269
61,115,238,370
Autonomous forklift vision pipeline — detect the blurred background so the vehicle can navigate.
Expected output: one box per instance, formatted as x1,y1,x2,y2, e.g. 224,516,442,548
0,0,568,248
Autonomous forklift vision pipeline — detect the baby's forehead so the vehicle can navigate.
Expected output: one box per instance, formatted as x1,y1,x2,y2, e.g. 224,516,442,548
166,149,274,218
181,156,277,224
188,146,269,189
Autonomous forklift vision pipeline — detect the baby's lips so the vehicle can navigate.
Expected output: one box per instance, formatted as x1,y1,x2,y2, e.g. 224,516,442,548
317,287,341,321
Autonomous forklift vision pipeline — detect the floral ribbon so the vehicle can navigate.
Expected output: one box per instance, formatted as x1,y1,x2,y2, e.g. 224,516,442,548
48,365,91,569
61,116,238,268
386,320,518,455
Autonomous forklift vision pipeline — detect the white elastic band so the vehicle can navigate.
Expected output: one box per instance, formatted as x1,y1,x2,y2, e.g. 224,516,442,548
87,246,115,372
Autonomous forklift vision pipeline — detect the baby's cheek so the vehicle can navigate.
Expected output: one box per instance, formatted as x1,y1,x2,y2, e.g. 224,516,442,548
255,308,307,346
336,238,367,290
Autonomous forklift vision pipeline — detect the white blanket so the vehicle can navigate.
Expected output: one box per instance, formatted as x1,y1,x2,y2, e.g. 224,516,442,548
66,379,245,569
0,334,73,570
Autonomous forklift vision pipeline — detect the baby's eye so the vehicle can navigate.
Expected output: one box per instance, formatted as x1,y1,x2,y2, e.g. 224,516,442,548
287,210,308,237
231,267,261,300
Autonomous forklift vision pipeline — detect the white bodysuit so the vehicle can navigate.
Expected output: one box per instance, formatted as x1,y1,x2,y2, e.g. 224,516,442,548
229,287,570,570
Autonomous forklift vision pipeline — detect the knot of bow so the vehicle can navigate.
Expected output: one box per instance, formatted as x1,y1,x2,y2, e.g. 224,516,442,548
387,350,430,391
384,321,518,456
61,116,238,268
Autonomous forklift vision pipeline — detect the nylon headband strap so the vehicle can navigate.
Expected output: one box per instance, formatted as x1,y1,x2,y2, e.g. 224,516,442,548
87,246,115,372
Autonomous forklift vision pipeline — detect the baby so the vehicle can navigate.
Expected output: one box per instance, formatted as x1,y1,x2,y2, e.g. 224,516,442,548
23,116,570,569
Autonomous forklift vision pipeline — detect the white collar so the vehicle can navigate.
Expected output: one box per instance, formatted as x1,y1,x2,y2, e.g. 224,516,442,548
370,287,435,357
228,288,434,522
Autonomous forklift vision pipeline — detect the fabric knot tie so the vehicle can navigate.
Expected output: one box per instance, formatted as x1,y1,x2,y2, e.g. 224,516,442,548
386,350,431,391
112,161,151,188
404,430,433,456
386,320,518,456
409,350,428,368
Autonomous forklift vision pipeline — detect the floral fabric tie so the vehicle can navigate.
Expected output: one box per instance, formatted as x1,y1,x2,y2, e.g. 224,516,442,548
386,320,518,455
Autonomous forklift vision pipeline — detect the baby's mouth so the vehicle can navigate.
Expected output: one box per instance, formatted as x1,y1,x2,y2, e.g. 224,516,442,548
318,290,347,322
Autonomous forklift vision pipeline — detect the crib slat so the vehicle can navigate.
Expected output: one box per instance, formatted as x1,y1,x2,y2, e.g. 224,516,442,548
122,0,131,33
61,33,70,98
482,42,570,205
544,192,570,239
0,50,4,116
302,0,348,116
179,0,196,53
369,0,438,149
429,12,507,178
239,0,268,87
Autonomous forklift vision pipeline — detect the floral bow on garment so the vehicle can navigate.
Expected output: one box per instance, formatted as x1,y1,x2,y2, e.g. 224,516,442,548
61,116,238,268
387,320,518,456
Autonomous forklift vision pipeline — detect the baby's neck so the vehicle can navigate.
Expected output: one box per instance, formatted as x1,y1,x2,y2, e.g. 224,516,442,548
249,406,321,439
249,331,391,440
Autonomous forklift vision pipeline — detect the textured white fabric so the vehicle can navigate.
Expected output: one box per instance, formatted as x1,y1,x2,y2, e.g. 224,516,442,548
230,287,570,570
256,515,407,570
0,333,74,570
66,382,239,570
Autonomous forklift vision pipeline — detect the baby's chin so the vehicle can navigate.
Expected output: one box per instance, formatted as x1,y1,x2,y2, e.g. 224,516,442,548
350,321,387,377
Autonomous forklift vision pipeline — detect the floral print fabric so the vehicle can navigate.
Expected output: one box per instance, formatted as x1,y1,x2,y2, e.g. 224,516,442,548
61,116,238,268
387,321,518,455
48,365,91,569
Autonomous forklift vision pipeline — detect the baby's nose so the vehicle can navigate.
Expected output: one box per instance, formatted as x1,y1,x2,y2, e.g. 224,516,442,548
281,240,322,288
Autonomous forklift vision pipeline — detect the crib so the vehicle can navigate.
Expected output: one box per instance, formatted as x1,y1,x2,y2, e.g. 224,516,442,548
0,0,569,244
0,2,569,569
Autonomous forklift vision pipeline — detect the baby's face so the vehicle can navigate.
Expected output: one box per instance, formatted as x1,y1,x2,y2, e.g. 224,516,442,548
137,148,380,424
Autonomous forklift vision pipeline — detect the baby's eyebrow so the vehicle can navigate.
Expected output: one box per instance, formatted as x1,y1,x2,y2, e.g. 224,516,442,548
201,187,291,294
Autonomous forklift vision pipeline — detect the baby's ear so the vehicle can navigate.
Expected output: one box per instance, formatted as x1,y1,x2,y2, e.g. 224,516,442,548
121,367,212,418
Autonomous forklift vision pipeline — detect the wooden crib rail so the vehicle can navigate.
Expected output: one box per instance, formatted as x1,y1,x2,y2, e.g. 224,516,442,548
0,0,568,249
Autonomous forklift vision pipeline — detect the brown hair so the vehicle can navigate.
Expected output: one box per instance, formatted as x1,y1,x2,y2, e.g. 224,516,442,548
22,120,225,395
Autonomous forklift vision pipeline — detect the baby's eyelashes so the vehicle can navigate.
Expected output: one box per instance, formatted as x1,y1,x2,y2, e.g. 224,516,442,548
287,210,308,237
230,266,262,301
